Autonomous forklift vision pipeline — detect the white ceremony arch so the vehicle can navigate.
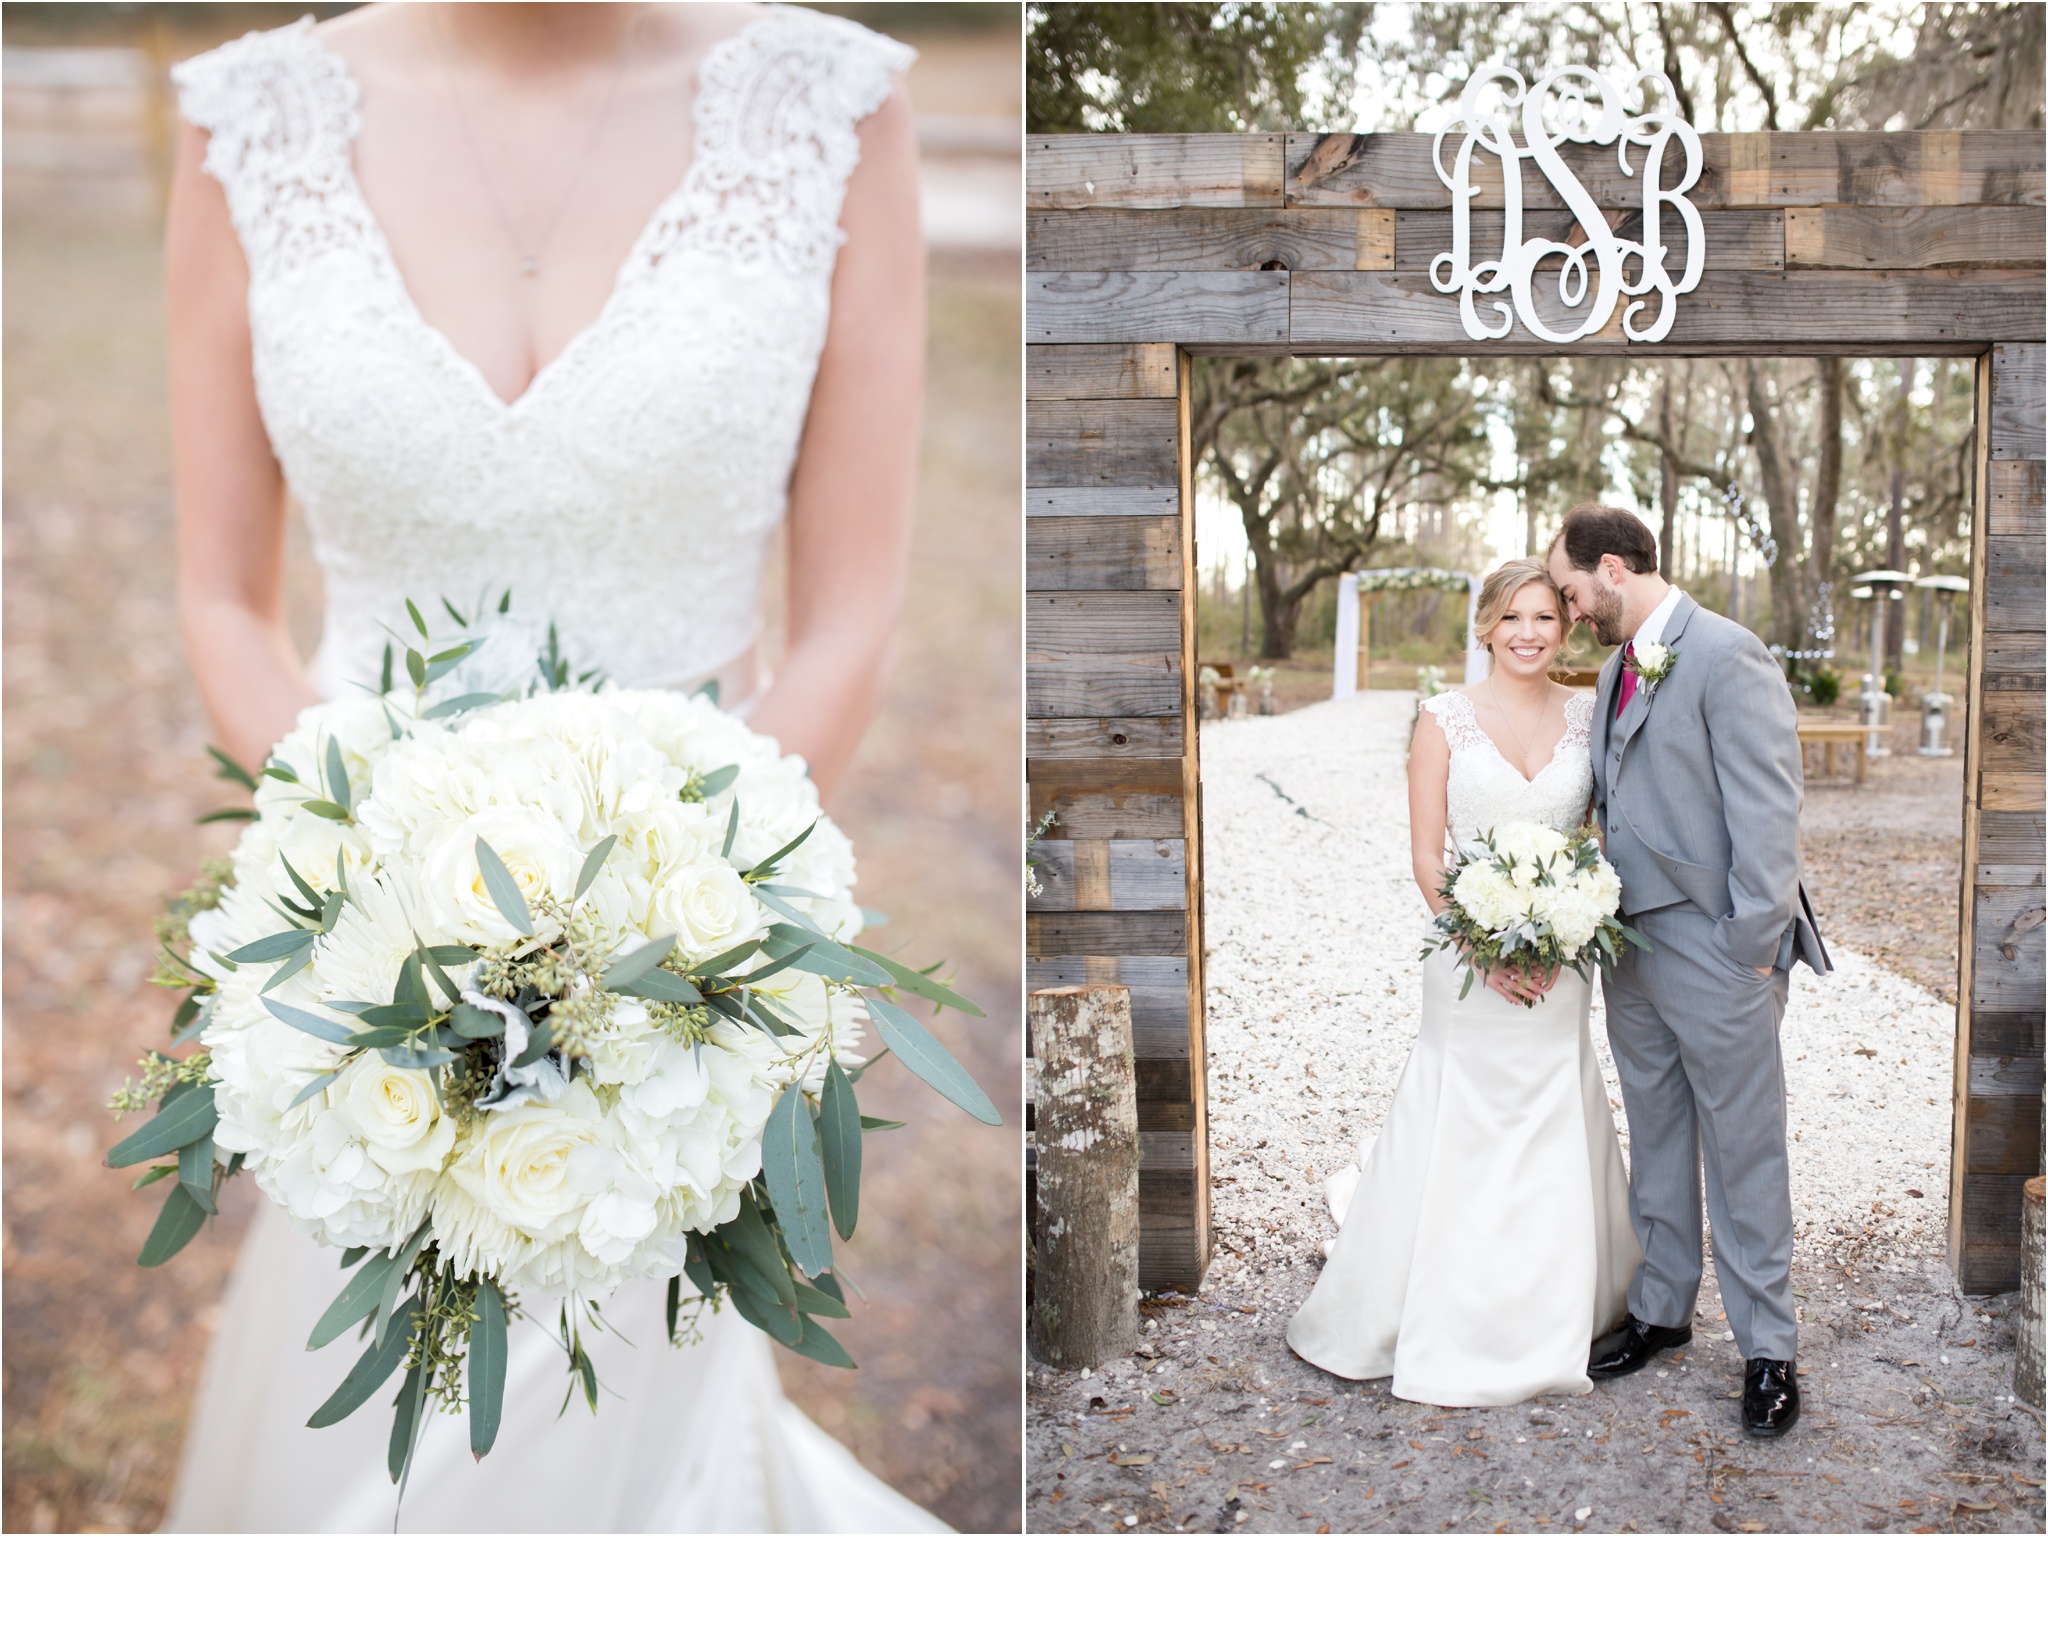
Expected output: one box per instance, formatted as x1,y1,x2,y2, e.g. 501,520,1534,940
1331,566,1487,701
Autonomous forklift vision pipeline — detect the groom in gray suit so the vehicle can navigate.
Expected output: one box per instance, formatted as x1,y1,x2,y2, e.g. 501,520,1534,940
1547,504,1829,1439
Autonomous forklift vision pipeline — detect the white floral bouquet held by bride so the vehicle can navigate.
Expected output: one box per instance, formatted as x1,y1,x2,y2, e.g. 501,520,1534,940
107,598,997,1491
1421,821,1648,1006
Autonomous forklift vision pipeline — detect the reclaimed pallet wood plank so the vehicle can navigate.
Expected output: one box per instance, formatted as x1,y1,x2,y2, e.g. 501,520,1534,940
1028,589,1182,653
1971,884,2047,1010
1285,129,2046,209
1990,343,2046,460
1026,342,1179,400
1026,910,1188,959
1028,398,1181,490
1031,132,1286,209
1287,268,2048,349
1029,206,1392,271
1969,1054,2046,1097
1977,810,2047,867
1026,714,1186,758
1982,630,2046,688
1023,756,1183,793
1027,786,1185,836
1980,690,2045,805
1029,270,1291,345
1027,515,1183,591
1984,540,2045,634
1027,485,1178,518
1025,656,1182,720
1784,205,2048,268
1987,459,2046,535
1027,839,1187,913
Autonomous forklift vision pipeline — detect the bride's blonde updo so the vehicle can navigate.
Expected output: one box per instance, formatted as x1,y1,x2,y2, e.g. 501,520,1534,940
1473,559,1568,654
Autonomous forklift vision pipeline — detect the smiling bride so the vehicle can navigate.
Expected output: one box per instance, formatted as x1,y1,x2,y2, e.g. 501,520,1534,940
1285,558,1640,1408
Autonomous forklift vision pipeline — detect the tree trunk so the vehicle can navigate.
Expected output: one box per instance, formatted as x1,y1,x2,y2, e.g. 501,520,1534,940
1658,371,1678,580
1744,362,1804,649
1886,360,1916,669
2018,1176,2045,1409
1028,985,1140,1369
1252,539,1299,658
1811,357,1845,634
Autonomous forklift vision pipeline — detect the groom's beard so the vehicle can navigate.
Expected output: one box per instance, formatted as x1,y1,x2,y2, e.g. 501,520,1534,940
1582,581,1629,647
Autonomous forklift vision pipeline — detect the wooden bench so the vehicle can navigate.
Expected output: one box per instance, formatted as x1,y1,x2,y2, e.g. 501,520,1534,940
1797,721,1869,785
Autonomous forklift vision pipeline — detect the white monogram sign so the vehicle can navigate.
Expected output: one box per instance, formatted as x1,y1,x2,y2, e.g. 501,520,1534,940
1429,66,1704,344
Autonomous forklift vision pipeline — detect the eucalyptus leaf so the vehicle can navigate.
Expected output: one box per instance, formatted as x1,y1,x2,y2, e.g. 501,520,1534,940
750,885,834,939
687,940,763,979
405,648,427,689
107,1086,218,1168
373,1220,434,1347
379,1043,458,1070
423,692,501,719
178,1133,217,1213
300,799,352,822
665,1275,681,1344
792,1279,850,1321
785,1312,855,1370
744,819,817,882
260,946,317,994
725,1279,802,1347
339,1245,370,1268
469,1279,507,1460
197,807,259,825
308,1248,396,1350
450,1003,506,1039
324,737,352,813
131,1163,178,1190
819,1058,861,1241
761,1085,833,1277
857,948,985,1017
693,763,739,799
859,1115,907,1131
473,839,534,937
406,598,429,639
618,967,700,1006
721,799,740,860
682,1238,718,1300
308,1293,419,1429
864,997,1000,1126
721,1192,795,1306
138,1181,209,1267
508,1017,554,1070
227,929,315,964
600,934,677,992
387,1360,425,1485
760,923,891,987
207,745,260,792
575,835,618,899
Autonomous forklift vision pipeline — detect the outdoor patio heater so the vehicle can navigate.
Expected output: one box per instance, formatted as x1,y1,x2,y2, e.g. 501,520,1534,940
1911,574,1971,757
1849,569,1915,758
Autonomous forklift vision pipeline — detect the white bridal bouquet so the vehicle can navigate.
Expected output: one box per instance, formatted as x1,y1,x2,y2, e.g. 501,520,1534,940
1422,821,1646,1005
108,599,995,1485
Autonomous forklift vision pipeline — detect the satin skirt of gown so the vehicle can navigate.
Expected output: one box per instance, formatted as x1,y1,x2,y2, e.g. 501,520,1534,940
1285,948,1640,1408
164,1202,949,1532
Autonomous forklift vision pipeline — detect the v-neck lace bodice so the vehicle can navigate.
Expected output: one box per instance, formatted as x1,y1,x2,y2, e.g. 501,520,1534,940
174,9,912,698
1424,688,1595,850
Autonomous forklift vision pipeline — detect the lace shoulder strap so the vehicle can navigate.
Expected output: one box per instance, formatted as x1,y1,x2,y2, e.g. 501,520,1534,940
640,8,915,281
1559,688,1598,748
172,19,369,287
1421,690,1492,754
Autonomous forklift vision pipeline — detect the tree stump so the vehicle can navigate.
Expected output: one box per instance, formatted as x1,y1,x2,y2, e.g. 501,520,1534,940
1029,985,1140,1369
2017,1176,2045,1410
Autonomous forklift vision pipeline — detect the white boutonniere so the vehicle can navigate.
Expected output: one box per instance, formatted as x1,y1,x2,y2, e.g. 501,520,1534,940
1626,640,1678,694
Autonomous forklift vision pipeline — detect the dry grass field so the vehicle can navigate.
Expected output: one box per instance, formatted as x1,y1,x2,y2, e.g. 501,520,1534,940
2,29,1022,1531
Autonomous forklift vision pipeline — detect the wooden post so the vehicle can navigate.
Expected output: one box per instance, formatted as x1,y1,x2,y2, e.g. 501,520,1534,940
2017,1177,2045,1409
1029,985,1141,1368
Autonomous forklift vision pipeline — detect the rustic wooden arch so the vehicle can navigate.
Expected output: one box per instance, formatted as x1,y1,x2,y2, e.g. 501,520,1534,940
1026,129,2046,1294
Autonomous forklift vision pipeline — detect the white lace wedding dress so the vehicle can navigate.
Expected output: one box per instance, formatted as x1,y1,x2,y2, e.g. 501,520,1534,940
1285,690,1640,1407
161,9,947,1532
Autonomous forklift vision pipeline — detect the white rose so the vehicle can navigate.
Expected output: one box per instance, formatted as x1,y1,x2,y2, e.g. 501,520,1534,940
444,1097,605,1238
650,862,760,956
426,807,585,944
333,1056,455,1175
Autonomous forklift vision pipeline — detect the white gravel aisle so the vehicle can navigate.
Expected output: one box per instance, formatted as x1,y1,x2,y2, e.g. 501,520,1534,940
1026,691,2041,1535
1198,689,1953,1276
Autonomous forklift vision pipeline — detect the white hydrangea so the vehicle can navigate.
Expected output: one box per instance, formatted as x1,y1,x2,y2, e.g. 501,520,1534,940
195,688,862,1300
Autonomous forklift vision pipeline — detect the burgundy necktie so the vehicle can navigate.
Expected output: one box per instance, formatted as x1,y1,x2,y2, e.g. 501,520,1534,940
1613,641,1638,718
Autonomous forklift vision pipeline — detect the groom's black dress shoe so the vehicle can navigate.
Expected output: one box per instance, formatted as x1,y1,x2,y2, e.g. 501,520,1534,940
1741,1359,1800,1438
1586,1314,1693,1379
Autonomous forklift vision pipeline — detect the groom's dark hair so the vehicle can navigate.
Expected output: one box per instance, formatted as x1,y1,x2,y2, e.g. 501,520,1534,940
1552,504,1659,576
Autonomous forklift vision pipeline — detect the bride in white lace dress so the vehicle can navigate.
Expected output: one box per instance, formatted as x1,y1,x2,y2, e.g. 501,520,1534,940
1286,561,1639,1408
160,2,945,1530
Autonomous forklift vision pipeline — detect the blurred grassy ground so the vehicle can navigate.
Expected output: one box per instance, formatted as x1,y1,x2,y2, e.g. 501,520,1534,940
1,167,1020,1536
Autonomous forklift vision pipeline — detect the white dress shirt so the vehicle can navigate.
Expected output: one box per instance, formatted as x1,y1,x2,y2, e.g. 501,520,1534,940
1631,583,1684,651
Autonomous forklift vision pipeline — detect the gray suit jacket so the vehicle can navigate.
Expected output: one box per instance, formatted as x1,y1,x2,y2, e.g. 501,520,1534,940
1590,592,1831,975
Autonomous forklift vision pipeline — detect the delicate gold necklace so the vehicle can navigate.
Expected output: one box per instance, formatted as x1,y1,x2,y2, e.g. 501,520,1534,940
440,7,644,278
1489,676,1551,774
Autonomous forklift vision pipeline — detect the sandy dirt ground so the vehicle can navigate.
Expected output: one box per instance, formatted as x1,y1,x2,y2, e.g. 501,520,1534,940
1025,693,2040,1535
2,145,1023,1535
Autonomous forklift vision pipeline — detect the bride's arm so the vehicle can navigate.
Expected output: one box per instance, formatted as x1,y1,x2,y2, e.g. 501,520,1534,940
165,122,319,771
1407,709,1453,915
745,84,924,802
